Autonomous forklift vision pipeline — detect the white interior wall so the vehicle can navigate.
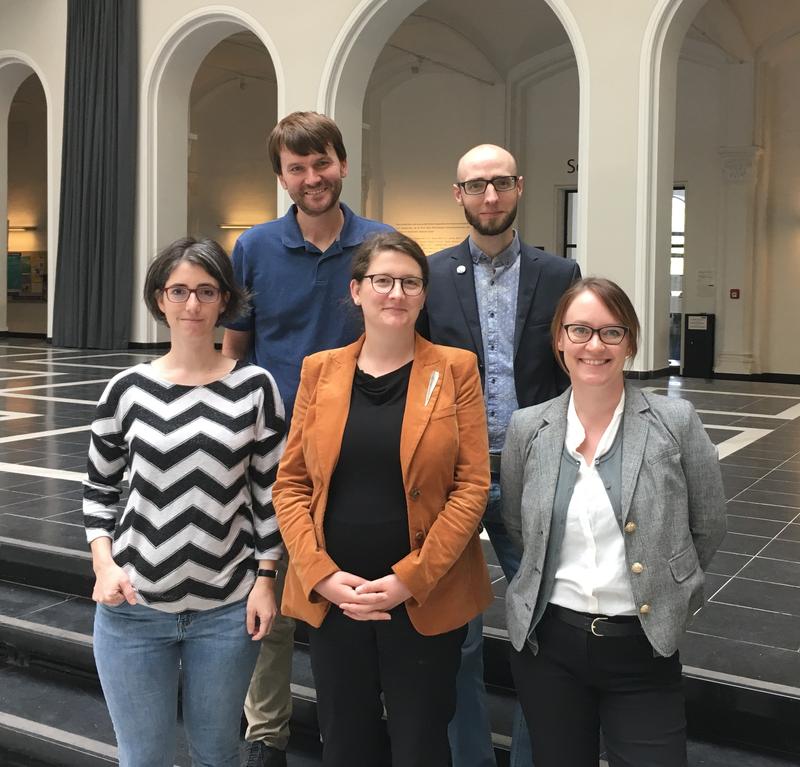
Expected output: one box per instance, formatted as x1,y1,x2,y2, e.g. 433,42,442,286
133,0,366,344
366,34,729,358
368,72,504,252
363,0,691,372
0,0,66,337
363,12,504,253
1,0,798,373
519,65,579,252
762,38,800,374
137,0,358,110
143,18,252,345
189,75,277,256
674,53,725,315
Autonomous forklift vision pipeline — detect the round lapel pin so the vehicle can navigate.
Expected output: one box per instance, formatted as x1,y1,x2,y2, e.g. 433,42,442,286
456,265,466,274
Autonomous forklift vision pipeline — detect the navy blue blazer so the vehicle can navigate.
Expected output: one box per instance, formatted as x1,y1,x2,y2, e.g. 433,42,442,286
417,238,581,409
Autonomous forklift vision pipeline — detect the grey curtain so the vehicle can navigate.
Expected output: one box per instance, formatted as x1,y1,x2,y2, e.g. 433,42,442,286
53,0,138,349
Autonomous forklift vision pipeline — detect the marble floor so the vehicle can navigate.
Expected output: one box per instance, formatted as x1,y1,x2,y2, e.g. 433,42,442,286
0,338,799,764
0,339,799,692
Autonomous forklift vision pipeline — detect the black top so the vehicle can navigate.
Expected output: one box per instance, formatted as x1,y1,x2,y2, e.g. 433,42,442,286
324,362,412,581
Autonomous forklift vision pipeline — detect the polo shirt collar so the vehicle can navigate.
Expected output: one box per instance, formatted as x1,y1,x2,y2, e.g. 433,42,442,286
280,202,364,250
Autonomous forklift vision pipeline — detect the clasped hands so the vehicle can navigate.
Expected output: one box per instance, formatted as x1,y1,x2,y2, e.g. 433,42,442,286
314,571,412,621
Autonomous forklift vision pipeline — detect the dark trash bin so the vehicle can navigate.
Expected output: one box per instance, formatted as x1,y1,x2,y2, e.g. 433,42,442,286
682,313,715,378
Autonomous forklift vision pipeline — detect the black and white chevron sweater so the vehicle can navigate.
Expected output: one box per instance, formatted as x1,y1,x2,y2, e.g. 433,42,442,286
83,361,286,613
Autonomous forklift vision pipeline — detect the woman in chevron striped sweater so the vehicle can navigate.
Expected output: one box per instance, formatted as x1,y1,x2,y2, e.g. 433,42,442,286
82,237,287,767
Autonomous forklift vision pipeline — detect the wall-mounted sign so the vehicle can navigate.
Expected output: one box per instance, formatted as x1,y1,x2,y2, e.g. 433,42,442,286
7,252,22,292
696,269,716,298
7,251,46,298
687,315,708,331
394,222,470,254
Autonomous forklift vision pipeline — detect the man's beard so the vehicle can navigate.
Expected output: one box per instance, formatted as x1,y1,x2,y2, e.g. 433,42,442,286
292,177,343,217
463,203,517,237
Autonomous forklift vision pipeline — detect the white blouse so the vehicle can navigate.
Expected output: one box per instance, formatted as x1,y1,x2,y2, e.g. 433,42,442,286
549,391,638,616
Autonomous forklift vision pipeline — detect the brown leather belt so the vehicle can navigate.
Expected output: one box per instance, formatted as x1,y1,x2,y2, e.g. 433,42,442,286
546,604,643,638
489,452,501,474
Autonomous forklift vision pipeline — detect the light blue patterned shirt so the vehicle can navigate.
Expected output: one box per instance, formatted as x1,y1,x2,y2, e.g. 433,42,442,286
469,233,521,451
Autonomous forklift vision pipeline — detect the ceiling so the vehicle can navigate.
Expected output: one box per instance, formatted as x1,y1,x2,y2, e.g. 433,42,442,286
190,31,275,106
413,0,568,76
726,0,800,52
187,1,800,105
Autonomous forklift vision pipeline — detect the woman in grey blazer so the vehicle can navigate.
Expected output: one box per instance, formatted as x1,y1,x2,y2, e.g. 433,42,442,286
501,277,726,767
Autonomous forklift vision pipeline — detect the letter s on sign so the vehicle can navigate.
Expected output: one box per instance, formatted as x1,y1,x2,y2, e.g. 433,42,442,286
567,159,577,174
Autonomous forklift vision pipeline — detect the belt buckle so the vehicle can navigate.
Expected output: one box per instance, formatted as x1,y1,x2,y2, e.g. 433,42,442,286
590,616,608,637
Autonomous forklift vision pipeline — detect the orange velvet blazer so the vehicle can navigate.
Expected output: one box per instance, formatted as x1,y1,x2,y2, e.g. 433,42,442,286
273,334,493,636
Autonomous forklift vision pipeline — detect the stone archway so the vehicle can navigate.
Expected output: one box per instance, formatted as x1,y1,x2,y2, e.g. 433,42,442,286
634,0,707,371
319,0,721,374
318,0,589,258
0,55,52,336
134,8,284,344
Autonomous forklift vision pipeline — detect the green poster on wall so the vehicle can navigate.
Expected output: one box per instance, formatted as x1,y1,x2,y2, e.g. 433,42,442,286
7,252,22,293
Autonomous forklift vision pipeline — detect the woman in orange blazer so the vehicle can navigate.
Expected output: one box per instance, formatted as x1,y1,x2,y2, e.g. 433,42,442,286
273,231,492,767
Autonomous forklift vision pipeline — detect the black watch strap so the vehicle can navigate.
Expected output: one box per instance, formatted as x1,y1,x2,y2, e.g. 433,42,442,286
256,568,277,579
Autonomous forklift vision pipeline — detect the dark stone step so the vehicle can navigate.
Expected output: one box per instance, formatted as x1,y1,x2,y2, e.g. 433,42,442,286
0,660,325,767
0,662,147,767
0,535,93,598
0,580,518,764
2,548,800,760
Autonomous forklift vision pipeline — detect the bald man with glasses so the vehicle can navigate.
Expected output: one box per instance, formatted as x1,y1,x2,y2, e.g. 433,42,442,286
418,144,581,767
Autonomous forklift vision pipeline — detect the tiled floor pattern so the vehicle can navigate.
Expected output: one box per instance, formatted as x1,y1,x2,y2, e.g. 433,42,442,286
0,339,799,698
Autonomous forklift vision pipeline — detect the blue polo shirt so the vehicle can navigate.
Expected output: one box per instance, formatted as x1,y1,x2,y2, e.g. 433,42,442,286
226,203,392,422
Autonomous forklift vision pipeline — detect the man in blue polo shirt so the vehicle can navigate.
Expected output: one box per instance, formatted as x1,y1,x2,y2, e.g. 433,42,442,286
223,111,391,767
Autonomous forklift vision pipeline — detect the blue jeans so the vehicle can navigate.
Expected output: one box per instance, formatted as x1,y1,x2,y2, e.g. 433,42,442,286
448,481,534,767
94,598,260,767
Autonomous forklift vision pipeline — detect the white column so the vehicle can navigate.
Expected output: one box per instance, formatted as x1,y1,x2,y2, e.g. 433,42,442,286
714,145,762,374
566,0,672,373
565,0,705,373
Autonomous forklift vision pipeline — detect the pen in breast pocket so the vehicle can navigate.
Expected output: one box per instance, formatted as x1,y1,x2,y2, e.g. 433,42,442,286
425,371,439,406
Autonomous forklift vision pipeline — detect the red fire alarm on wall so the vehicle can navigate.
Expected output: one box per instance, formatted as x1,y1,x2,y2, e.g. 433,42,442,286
730,289,740,299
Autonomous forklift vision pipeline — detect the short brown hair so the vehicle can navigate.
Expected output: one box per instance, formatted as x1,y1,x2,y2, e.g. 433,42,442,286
144,237,250,325
268,112,347,175
351,231,429,284
550,277,640,372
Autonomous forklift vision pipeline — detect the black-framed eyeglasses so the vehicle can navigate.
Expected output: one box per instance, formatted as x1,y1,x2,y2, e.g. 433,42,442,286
456,175,519,195
364,274,426,296
562,324,629,345
163,285,221,303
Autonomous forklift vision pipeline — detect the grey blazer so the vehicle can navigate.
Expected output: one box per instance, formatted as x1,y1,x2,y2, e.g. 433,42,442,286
501,384,727,657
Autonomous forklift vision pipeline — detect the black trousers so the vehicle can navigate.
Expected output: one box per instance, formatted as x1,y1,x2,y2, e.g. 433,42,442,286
308,605,466,767
511,609,687,767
